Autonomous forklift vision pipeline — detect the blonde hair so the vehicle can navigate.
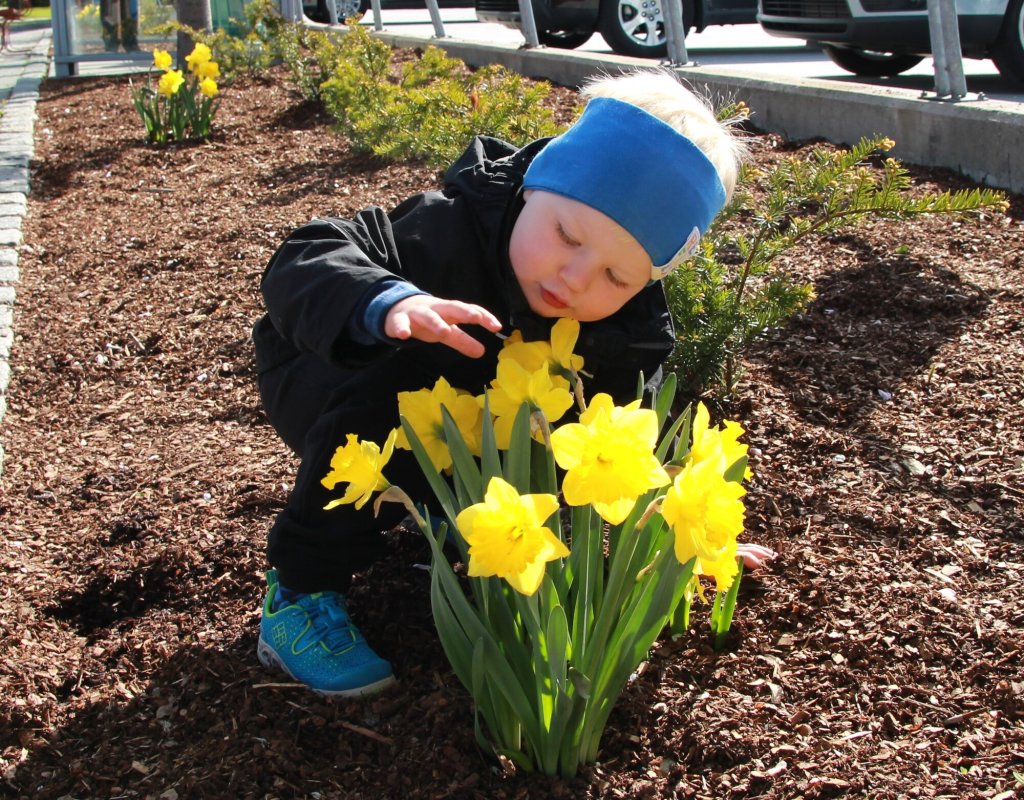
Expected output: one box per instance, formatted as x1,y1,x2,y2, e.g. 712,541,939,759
580,69,747,201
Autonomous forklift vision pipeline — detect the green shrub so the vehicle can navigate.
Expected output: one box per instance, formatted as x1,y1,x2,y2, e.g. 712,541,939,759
317,27,560,165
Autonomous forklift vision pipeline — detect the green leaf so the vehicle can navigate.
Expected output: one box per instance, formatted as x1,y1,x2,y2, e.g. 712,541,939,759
503,403,533,494
479,392,502,489
656,403,692,464
399,414,457,520
711,558,745,651
546,602,569,693
723,454,748,484
651,370,677,432
671,403,694,463
440,405,483,506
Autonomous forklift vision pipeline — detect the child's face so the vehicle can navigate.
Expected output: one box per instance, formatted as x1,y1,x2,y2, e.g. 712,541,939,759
508,190,653,322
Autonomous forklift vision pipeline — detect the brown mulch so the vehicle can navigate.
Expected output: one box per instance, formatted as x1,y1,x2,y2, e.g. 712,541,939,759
1,60,1022,800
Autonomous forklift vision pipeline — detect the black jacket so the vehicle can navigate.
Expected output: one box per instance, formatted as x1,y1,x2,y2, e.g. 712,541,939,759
253,135,676,403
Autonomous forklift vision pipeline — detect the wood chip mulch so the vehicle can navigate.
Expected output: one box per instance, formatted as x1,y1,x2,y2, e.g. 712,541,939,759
1,62,1021,800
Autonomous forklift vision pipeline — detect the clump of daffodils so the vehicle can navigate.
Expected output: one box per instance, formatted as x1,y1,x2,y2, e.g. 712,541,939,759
129,45,221,144
321,318,756,777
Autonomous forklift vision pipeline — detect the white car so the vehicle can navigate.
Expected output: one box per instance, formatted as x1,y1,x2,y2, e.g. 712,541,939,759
758,0,1024,84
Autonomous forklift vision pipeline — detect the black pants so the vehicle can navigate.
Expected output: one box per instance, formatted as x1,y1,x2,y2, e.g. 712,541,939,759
258,350,443,594
99,0,138,51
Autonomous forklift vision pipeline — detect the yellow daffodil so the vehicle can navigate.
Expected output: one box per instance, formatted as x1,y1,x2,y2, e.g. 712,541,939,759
456,477,567,596
487,358,574,449
152,49,173,72
199,78,219,98
498,318,584,385
321,429,397,511
395,377,482,471
196,60,221,81
157,69,185,97
660,455,746,592
689,402,752,480
184,43,213,73
549,393,670,524
498,331,549,373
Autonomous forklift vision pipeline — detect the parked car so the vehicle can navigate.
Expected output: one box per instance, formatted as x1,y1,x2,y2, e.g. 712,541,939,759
305,0,470,24
304,0,369,23
758,0,1024,84
475,0,758,58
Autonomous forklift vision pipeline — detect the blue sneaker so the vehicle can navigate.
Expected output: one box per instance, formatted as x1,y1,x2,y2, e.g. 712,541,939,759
257,570,395,698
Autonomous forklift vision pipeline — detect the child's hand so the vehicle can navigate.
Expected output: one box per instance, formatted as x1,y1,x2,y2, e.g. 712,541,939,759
385,295,503,358
737,542,777,570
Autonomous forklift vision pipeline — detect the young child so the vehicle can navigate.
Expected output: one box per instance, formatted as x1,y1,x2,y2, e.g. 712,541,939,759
252,69,748,697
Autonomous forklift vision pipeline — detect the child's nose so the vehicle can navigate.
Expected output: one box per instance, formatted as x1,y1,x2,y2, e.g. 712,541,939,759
559,256,594,294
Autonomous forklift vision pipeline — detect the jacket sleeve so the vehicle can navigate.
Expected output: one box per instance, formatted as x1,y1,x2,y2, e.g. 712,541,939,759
259,207,408,367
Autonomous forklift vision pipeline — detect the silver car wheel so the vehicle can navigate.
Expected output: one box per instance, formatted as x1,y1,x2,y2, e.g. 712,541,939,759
333,0,365,20
618,0,665,49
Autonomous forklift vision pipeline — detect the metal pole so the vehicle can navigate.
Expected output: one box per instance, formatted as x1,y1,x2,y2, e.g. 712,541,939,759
517,0,541,48
661,0,689,66
51,0,75,76
926,0,951,97
280,0,303,22
425,0,446,37
939,0,968,98
370,0,383,31
926,0,967,100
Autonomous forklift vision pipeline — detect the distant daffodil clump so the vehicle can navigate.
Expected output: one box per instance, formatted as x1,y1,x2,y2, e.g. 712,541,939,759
130,45,221,144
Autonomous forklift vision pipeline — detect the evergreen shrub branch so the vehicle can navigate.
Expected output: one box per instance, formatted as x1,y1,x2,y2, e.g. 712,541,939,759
665,132,1010,396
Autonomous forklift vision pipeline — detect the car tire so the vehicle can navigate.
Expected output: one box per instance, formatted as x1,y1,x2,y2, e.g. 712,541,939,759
992,0,1024,85
822,45,924,77
598,0,693,58
537,29,594,49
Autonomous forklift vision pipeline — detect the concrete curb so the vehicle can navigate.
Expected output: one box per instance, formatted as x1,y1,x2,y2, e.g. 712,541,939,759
374,32,1024,195
0,30,51,478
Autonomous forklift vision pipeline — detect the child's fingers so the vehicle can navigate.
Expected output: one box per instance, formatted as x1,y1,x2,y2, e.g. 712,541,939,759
435,300,502,332
440,326,486,358
405,306,487,358
737,543,777,570
388,311,413,340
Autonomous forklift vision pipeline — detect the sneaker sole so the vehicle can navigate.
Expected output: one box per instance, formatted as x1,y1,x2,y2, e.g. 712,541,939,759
256,636,396,698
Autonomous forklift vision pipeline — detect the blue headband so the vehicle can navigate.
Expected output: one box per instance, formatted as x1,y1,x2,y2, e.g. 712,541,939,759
523,96,727,280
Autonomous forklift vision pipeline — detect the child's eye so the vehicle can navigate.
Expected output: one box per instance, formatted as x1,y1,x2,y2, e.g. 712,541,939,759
606,269,628,289
557,224,580,247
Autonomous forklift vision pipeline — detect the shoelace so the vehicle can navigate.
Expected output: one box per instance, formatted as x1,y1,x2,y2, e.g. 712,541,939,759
308,594,362,652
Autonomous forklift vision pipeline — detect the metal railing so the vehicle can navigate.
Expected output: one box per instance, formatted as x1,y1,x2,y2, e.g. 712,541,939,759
926,0,968,100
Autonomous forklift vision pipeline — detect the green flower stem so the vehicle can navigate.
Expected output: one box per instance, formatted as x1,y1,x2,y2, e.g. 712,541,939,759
577,495,658,689
581,546,692,764
427,530,543,758
711,558,745,651
566,503,598,662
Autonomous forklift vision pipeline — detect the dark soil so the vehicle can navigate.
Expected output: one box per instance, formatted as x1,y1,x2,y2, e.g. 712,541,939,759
1,61,1022,800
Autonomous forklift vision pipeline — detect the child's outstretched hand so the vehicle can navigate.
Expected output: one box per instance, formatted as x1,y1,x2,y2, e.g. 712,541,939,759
385,295,503,359
737,543,777,570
